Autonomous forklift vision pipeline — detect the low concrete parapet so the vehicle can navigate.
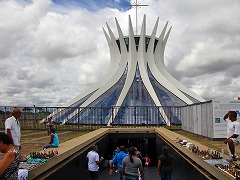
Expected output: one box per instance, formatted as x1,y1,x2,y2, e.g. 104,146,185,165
28,128,234,180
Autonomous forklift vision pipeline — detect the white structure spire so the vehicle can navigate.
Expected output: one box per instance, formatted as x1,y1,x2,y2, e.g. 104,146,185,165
49,15,205,126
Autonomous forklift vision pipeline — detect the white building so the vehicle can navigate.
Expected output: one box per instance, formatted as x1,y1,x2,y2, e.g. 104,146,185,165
50,15,205,126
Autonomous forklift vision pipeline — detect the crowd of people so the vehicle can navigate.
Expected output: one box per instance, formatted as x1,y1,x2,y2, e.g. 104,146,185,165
86,144,174,180
0,108,239,179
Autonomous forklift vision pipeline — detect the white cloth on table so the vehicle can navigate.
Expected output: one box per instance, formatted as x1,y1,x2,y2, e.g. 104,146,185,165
18,169,28,180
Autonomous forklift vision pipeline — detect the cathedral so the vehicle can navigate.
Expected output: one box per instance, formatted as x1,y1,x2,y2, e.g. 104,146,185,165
50,15,205,126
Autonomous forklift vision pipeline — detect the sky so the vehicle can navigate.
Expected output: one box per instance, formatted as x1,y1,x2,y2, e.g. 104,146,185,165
0,0,240,106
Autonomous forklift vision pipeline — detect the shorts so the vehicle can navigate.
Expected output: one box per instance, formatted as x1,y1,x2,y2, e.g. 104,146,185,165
230,138,240,146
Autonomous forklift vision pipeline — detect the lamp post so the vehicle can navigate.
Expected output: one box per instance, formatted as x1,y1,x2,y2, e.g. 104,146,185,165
33,105,37,124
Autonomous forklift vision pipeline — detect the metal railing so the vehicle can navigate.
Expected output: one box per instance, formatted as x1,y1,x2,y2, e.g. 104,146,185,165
0,106,183,131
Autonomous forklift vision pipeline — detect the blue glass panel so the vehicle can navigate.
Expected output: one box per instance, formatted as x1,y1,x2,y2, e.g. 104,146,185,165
122,64,155,107
145,37,150,52
124,38,129,52
114,64,165,125
135,37,139,51
148,65,187,106
147,66,183,124
51,91,96,123
68,67,128,124
117,37,152,53
153,39,159,53
162,106,182,125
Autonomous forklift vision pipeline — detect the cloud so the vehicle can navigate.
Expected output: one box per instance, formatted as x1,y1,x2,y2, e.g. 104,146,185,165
0,0,240,106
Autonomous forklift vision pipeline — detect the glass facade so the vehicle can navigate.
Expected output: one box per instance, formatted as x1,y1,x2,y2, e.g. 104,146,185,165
116,37,158,52
52,59,186,125
114,64,165,125
148,65,187,107
49,31,202,126
147,66,186,124
67,67,128,124
53,63,184,125
52,91,96,123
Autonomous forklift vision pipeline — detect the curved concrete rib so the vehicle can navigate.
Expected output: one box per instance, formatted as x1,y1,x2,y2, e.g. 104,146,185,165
107,15,138,125
59,15,206,126
65,25,119,107
154,27,205,102
137,15,171,125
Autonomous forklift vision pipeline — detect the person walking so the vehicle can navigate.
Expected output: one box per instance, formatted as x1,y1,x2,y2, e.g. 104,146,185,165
143,154,150,169
5,107,22,151
109,145,128,180
135,148,143,160
113,146,120,156
122,146,144,180
0,132,20,179
86,145,104,180
109,146,120,172
157,146,173,180
223,110,240,161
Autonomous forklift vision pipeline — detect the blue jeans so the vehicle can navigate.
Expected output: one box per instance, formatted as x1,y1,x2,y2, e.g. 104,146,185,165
43,144,57,149
118,167,123,180
124,175,139,180
161,173,171,180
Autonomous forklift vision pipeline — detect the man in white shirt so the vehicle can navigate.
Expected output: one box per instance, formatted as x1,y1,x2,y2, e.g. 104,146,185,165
86,145,104,180
223,111,240,161
5,107,22,150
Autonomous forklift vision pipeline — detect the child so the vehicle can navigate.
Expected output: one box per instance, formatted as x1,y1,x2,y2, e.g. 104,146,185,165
144,154,150,169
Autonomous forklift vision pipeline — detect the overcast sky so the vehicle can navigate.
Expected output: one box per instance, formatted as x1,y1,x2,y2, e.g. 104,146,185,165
0,0,240,106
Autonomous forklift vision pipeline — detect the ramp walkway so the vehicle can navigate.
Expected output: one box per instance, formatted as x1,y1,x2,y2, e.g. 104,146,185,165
99,166,158,179
28,128,234,180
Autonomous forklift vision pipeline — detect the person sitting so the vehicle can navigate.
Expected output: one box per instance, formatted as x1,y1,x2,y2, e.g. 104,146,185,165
0,132,20,179
223,111,240,161
42,128,59,149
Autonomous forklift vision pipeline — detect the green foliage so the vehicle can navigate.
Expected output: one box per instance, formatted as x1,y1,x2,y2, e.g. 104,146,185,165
22,107,33,112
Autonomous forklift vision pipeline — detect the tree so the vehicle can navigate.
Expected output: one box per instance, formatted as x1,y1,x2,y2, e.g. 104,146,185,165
22,107,33,112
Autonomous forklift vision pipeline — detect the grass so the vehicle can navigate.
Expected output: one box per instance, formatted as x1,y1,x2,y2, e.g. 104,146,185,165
21,131,72,145
175,130,226,153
